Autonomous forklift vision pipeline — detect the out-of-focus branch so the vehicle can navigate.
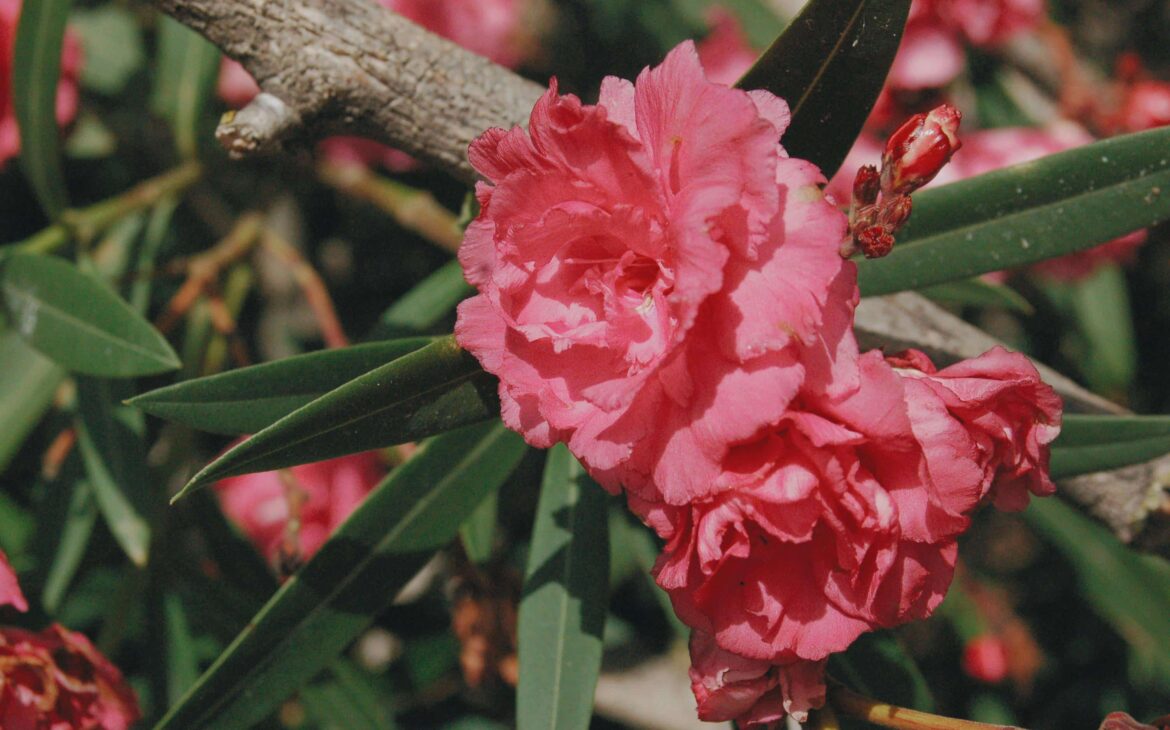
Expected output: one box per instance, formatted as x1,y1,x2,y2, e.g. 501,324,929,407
145,0,1170,552
146,0,543,184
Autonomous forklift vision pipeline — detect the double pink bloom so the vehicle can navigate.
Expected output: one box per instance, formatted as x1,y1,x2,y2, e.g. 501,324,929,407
456,42,1061,725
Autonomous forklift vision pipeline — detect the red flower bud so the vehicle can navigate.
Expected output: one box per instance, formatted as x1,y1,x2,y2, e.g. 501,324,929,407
852,165,881,209
962,634,1009,684
879,194,913,231
856,225,895,259
882,104,963,195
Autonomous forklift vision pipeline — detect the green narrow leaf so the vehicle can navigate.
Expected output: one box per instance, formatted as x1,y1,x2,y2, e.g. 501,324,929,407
828,631,934,711
130,338,434,435
918,277,1033,314
0,330,65,473
173,336,499,500
1067,264,1136,392
0,253,181,376
74,378,153,567
459,489,499,565
156,421,527,730
518,445,609,730
735,0,910,178
12,0,74,218
301,661,397,730
856,127,1170,296
373,260,473,338
0,492,33,557
164,592,201,706
151,16,220,159
38,476,99,614
1025,497,1170,689
1049,414,1170,479
71,5,145,96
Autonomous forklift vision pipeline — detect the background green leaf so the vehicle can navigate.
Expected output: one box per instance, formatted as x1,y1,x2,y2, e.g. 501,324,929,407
735,0,910,178
372,260,472,338
0,329,65,473
151,15,220,159
518,445,609,730
157,421,527,730
12,0,74,218
829,631,934,711
1050,413,1170,479
856,127,1170,296
71,5,145,96
0,253,180,376
130,338,434,435
174,336,498,499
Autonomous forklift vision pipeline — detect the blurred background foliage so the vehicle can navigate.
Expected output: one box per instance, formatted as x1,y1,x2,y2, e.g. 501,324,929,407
1,0,1170,728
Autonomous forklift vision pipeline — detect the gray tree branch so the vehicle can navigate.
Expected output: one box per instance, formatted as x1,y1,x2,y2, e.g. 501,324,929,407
148,0,1170,553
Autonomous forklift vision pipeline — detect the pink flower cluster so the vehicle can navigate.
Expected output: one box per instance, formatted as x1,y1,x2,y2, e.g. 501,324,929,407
0,552,141,729
0,0,83,168
455,42,1061,725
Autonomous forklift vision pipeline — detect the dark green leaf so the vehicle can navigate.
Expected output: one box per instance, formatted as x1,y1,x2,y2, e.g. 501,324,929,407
518,445,609,730
0,253,180,376
38,474,99,614
130,338,434,435
373,261,472,338
857,127,1170,296
71,5,145,95
74,378,153,567
735,0,910,178
0,330,65,473
1050,414,1170,479
459,490,498,565
12,0,73,218
173,336,498,500
829,630,934,711
1025,497,1170,690
918,278,1033,314
301,661,397,730
156,421,526,730
164,593,201,706
151,16,220,159
1066,265,1136,392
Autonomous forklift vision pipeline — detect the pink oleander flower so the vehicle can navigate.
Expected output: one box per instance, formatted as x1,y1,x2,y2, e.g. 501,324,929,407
689,630,826,727
455,41,853,506
215,450,386,564
962,634,1010,683
0,550,26,613
215,0,531,171
0,0,82,168
1108,80,1170,134
890,346,1062,511
0,624,141,730
695,8,758,87
889,0,1045,91
631,345,1058,665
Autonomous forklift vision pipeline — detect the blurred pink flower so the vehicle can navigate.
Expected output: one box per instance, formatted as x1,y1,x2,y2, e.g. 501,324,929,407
0,624,141,730
689,630,826,727
455,41,853,507
695,8,758,87
215,450,386,563
0,0,83,167
1108,80,1170,134
962,634,1010,683
0,550,26,613
215,0,531,171
889,0,1045,91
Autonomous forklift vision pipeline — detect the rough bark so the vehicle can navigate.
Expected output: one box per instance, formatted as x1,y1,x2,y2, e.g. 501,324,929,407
147,0,1170,552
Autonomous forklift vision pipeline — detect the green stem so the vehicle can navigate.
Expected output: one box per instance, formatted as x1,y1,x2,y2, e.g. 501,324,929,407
17,161,203,255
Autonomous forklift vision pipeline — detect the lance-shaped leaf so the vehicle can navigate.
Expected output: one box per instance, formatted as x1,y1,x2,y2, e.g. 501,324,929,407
0,330,65,474
518,445,609,730
172,336,498,500
151,16,220,159
735,0,910,178
0,254,180,376
857,127,1170,296
129,338,434,435
1050,414,1170,480
13,0,73,218
156,421,527,730
372,260,473,338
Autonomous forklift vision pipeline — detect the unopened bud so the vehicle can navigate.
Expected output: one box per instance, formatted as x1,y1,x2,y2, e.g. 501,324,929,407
879,194,913,231
882,104,962,195
852,165,881,209
856,225,895,259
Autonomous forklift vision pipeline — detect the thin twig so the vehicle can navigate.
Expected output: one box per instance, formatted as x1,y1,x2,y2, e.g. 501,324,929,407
829,682,1025,730
260,228,349,348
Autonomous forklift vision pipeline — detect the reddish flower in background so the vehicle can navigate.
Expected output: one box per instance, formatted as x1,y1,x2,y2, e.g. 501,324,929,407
695,7,758,86
962,634,1010,683
689,630,826,727
0,625,141,730
0,551,26,613
1107,80,1170,134
455,41,853,506
0,0,83,167
215,450,386,564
